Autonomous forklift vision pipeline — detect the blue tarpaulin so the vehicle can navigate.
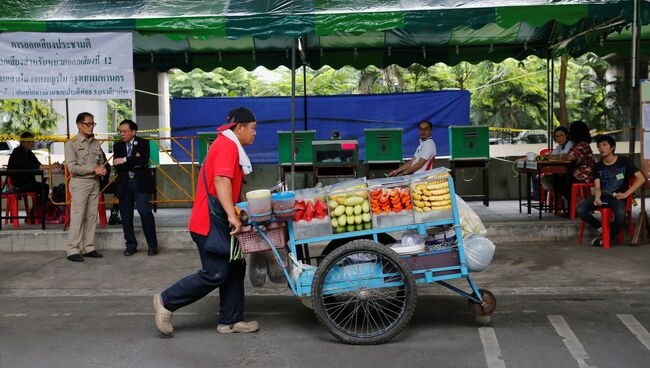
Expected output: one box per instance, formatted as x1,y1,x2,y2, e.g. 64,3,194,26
170,90,470,163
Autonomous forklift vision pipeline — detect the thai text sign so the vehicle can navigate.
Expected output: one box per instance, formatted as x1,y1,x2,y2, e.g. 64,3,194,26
0,32,133,99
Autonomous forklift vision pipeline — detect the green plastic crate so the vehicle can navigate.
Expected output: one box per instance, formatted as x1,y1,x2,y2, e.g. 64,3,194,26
448,126,489,160
197,132,217,164
364,128,403,163
278,130,316,165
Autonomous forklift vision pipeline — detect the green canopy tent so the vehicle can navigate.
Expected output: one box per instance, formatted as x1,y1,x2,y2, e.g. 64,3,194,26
0,0,647,71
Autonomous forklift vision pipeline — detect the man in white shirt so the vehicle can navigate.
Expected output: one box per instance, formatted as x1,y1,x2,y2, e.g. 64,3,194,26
388,120,436,176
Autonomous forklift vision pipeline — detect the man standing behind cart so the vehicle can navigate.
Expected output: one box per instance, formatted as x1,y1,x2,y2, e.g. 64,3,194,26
153,107,259,336
388,120,436,176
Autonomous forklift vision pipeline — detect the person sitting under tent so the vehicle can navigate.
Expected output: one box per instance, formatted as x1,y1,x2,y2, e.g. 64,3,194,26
388,120,436,177
8,131,62,204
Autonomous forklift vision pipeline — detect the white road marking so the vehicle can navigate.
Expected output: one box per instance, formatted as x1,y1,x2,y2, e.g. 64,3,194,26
617,314,650,351
479,327,506,368
3,313,28,317
111,312,197,316
548,315,596,368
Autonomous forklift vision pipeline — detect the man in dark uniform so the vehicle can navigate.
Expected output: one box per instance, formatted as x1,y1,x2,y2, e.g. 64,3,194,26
112,119,158,256
8,131,62,203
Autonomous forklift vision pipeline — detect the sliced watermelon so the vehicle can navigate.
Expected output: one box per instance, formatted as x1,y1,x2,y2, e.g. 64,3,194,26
294,210,304,221
303,212,313,222
314,199,327,211
294,200,306,210
315,208,327,219
305,201,316,213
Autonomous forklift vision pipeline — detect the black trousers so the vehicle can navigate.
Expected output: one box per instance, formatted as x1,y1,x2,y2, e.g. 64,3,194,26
576,194,627,241
161,232,246,325
119,179,158,251
15,181,48,204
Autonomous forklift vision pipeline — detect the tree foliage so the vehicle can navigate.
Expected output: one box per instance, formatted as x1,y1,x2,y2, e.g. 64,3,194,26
167,54,627,132
169,68,258,97
0,99,60,135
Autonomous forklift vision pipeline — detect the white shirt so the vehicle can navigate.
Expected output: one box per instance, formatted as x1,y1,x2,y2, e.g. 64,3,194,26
551,140,573,155
410,137,436,174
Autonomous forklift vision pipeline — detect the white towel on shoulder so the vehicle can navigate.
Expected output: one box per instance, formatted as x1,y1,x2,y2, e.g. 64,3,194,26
220,129,253,175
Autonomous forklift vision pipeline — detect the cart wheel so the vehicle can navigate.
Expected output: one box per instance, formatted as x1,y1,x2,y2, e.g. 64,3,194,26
248,252,267,287
468,289,496,324
312,239,416,345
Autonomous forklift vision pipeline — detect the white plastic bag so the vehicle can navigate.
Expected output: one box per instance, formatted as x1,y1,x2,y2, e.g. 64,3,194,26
463,235,495,272
455,195,487,238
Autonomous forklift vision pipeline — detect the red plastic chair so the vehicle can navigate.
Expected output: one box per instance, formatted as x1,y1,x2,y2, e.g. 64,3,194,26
569,182,593,220
1,177,20,229
538,148,554,211
578,178,636,249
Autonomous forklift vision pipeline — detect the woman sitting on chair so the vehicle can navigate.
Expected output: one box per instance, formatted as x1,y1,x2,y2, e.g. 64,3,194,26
540,126,574,192
552,120,596,202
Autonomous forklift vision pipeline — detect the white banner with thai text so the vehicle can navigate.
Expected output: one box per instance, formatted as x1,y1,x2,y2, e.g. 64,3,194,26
0,32,133,99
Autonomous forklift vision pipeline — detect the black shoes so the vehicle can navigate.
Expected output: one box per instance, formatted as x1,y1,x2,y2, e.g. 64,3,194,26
148,248,159,256
108,210,122,225
83,250,103,258
67,254,84,262
124,249,138,256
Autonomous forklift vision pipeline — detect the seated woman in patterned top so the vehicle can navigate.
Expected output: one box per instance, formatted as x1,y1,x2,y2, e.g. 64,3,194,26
552,120,596,204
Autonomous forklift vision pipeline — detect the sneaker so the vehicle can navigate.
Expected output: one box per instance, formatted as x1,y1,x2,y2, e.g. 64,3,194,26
153,294,173,336
590,237,603,247
217,321,259,334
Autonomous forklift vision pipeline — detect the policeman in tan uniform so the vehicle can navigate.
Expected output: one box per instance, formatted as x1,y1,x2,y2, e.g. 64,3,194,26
64,112,106,262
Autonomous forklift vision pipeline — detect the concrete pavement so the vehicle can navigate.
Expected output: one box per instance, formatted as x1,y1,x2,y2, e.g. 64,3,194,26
2,241,649,298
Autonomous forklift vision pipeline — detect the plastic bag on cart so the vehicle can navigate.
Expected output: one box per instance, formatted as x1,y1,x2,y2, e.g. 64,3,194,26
266,248,289,283
463,235,495,272
456,195,487,238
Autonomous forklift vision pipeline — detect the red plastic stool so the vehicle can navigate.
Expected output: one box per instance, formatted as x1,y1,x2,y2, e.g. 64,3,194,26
570,182,593,219
578,207,634,249
578,192,634,249
2,192,20,229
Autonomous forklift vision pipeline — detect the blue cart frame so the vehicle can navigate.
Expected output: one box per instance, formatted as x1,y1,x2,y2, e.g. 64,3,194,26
246,176,495,344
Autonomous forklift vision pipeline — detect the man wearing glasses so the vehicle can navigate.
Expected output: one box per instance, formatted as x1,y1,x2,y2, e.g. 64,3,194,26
388,120,437,176
112,119,158,256
64,112,107,262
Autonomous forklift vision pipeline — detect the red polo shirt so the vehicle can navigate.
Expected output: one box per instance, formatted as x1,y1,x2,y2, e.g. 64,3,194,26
188,135,244,236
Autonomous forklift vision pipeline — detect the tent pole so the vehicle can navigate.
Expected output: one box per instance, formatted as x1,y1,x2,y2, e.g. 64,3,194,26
551,57,555,131
631,0,648,244
65,99,70,139
303,63,308,131
629,0,640,157
546,50,553,148
290,38,297,191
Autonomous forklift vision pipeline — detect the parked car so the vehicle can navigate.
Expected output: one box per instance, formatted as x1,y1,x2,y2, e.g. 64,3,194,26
513,131,547,144
0,140,19,156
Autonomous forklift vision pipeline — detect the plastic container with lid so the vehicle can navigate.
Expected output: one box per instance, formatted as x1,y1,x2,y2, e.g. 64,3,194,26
246,189,272,222
272,191,296,221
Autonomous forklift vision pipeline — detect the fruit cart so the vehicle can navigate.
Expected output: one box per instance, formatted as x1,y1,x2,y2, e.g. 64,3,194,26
235,171,496,345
